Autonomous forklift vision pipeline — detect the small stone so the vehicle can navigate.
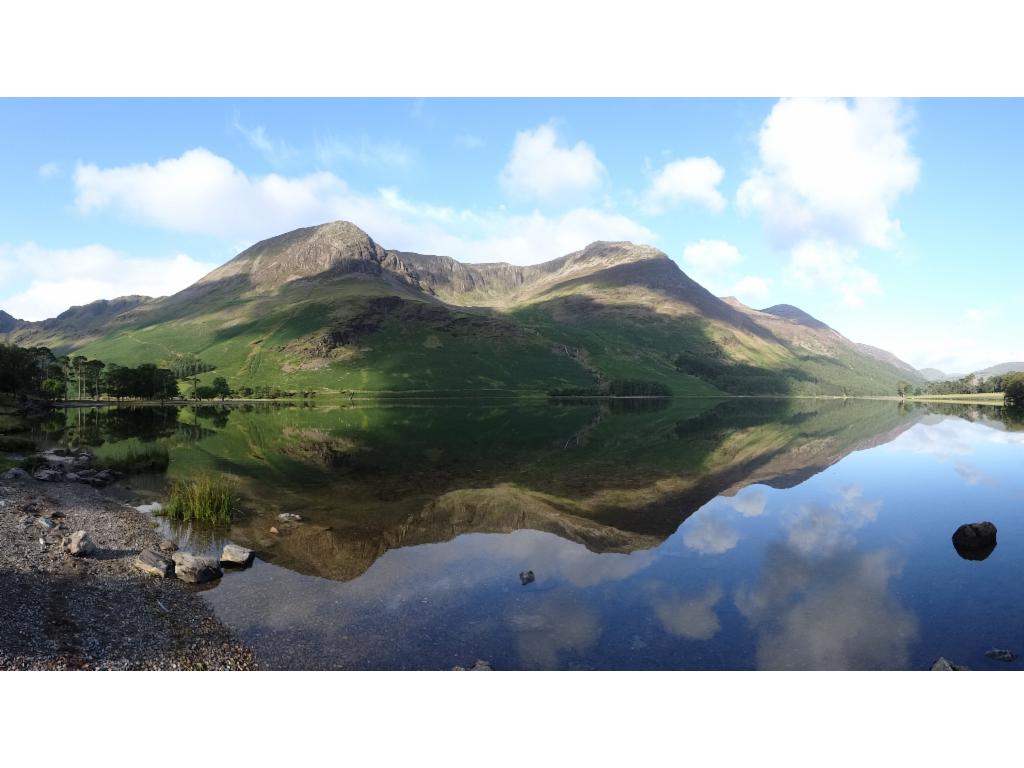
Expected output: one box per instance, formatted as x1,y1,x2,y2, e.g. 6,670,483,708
519,570,535,586
221,543,255,566
931,657,970,671
277,513,302,523
47,510,66,519
62,530,97,557
471,660,493,671
269,526,279,534
35,517,56,531
134,548,174,578
171,552,223,584
985,648,1017,662
157,539,178,553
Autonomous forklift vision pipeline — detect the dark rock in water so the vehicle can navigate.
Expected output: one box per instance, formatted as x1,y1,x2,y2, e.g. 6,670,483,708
62,530,97,557
931,657,970,671
221,543,255,567
952,521,997,561
171,552,223,584
519,570,535,586
2,468,31,482
135,548,175,578
985,648,1017,662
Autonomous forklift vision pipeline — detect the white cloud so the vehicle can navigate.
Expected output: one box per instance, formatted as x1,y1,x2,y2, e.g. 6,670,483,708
738,98,919,250
682,515,739,555
644,156,725,213
681,239,741,276
500,122,604,201
38,162,60,179
787,239,881,308
73,148,652,266
786,484,881,557
731,275,771,303
0,242,218,321
653,585,723,640
731,489,767,517
739,98,918,309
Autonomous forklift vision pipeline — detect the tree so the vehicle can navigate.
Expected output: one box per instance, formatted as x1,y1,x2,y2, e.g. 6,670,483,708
896,381,912,399
164,353,215,399
210,376,232,401
1004,373,1024,406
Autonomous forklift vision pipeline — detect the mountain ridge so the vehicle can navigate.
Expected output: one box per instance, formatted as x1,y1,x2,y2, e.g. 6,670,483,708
1,220,926,397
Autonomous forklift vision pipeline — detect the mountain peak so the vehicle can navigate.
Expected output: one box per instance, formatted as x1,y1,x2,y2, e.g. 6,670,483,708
760,304,831,331
197,220,386,292
0,309,20,333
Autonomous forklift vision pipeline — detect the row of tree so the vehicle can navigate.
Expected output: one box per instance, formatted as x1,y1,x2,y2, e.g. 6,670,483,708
0,343,234,402
899,372,1024,405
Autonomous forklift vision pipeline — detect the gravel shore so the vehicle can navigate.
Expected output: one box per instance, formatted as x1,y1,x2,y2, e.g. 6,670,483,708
0,475,254,670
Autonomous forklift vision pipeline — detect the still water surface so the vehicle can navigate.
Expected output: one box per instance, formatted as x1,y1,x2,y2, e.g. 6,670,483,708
38,398,1024,669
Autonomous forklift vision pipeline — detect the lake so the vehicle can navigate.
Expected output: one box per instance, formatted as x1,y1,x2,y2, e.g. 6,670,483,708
30,397,1024,669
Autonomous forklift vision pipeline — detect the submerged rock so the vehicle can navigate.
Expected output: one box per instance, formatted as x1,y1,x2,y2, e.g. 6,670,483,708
453,659,494,671
62,530,97,557
135,548,174,578
277,513,302,523
171,552,223,584
952,521,997,561
931,657,970,671
220,543,255,567
985,648,1017,662
157,539,178,554
519,570,535,586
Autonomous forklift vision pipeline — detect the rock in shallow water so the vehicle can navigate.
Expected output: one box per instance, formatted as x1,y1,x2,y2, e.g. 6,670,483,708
952,521,997,561
931,657,970,671
277,513,302,523
171,552,223,584
985,648,1017,662
62,530,96,557
220,543,254,566
519,570,535,586
157,539,177,553
135,548,174,578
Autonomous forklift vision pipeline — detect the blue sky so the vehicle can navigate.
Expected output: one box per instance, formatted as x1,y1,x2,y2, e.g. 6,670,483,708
0,97,1021,373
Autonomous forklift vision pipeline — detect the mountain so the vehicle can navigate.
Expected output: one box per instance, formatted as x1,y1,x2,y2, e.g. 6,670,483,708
0,221,922,397
975,362,1024,378
0,310,20,334
919,368,950,382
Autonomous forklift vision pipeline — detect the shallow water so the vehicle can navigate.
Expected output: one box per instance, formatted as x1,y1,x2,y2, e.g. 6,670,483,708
34,398,1024,669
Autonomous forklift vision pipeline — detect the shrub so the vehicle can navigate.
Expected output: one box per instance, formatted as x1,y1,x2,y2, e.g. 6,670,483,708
164,475,237,526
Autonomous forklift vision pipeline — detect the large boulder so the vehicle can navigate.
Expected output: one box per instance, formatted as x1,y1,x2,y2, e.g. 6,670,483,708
62,530,97,557
171,552,223,584
134,548,174,578
220,543,255,567
952,522,997,561
2,467,31,482
33,468,62,483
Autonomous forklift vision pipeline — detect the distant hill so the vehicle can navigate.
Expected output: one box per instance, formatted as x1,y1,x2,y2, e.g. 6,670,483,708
919,368,951,382
975,362,1024,378
1,220,924,397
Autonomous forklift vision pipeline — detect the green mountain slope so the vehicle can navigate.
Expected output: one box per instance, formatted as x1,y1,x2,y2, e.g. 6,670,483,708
1,221,923,397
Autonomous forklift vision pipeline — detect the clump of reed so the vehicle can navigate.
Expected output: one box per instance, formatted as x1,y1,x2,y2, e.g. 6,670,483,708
164,474,237,526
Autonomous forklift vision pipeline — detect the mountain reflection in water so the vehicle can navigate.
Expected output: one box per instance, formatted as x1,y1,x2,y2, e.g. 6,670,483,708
38,398,1024,669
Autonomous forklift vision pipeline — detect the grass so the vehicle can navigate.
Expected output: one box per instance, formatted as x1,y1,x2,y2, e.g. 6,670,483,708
94,440,170,473
164,474,237,525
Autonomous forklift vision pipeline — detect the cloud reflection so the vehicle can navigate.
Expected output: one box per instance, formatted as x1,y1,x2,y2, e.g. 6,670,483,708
683,515,740,555
653,585,724,641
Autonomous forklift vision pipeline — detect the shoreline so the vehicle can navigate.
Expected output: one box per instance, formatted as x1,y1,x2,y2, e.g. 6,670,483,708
0,472,254,670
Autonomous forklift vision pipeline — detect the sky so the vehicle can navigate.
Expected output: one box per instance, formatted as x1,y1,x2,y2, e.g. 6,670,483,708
0,97,1021,374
